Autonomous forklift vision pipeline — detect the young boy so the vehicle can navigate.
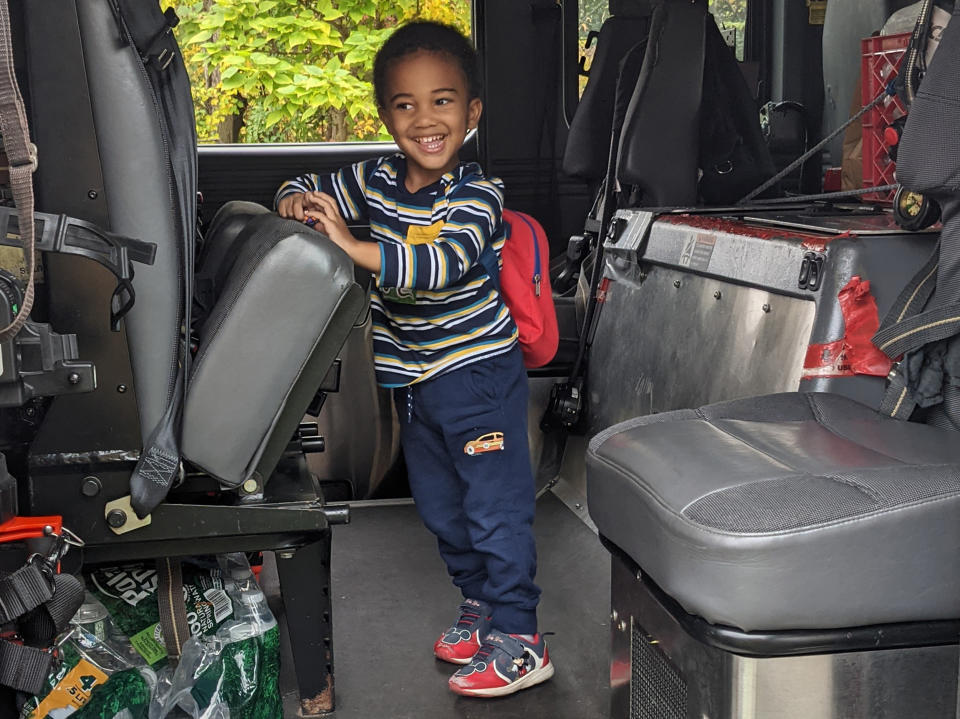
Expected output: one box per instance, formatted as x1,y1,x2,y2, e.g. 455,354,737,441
275,22,553,697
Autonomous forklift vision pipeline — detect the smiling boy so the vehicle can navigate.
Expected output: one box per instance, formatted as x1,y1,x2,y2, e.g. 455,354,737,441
275,22,553,698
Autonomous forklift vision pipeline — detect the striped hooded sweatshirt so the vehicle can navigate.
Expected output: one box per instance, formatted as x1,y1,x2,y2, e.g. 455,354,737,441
275,154,518,387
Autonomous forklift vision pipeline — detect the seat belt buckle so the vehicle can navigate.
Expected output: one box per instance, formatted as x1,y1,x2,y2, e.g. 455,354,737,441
24,524,83,577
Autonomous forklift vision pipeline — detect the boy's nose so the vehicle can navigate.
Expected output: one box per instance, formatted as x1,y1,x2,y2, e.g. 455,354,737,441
411,107,436,126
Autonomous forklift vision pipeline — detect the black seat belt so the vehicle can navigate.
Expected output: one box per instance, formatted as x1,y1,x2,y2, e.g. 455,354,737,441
107,1,196,519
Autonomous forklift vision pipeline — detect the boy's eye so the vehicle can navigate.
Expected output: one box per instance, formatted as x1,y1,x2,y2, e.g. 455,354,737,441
395,102,413,111
435,97,453,106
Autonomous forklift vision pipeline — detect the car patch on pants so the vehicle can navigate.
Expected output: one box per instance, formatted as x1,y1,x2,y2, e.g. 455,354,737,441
464,432,504,455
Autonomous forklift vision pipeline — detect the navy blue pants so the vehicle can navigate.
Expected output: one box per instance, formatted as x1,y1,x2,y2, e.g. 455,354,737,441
397,345,540,634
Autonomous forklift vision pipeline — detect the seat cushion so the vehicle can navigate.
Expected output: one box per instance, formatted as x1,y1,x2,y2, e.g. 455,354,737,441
586,392,960,631
182,215,365,487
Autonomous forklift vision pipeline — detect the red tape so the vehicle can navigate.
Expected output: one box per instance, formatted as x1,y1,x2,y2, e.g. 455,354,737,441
802,276,892,379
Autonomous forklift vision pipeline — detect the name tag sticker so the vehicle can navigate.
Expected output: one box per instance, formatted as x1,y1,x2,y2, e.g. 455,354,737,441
406,220,443,245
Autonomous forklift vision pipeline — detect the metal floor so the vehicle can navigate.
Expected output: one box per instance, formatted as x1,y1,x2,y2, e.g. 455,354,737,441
315,492,611,719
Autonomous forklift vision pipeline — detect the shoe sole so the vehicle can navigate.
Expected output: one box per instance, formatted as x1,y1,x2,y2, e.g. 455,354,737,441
449,661,555,697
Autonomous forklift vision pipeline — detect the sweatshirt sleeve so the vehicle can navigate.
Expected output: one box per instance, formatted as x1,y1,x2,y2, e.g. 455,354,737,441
378,177,503,291
273,159,374,222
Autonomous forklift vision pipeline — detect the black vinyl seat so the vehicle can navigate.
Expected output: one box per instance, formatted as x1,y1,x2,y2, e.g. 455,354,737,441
586,391,960,631
25,1,367,497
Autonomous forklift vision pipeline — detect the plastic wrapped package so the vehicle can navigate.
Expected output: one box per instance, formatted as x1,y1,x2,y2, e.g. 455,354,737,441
149,555,281,719
85,560,236,668
19,618,156,719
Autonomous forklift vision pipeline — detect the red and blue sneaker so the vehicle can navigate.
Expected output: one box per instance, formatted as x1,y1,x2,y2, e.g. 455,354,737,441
434,599,492,664
448,630,554,697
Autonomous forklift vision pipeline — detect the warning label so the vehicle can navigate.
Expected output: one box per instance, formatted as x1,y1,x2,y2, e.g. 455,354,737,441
678,233,716,271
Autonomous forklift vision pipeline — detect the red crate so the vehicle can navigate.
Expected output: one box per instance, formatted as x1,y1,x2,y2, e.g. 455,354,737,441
861,33,910,203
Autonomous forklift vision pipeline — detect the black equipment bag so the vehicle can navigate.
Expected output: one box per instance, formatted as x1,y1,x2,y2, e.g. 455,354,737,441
872,3,960,427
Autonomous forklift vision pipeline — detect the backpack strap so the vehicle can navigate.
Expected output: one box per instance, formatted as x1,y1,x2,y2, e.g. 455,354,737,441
478,236,501,291
445,170,505,292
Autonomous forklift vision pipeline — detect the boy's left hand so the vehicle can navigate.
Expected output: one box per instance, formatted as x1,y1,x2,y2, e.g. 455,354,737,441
304,191,381,273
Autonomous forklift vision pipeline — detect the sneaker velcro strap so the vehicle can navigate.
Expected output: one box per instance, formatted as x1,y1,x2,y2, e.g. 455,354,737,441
483,632,527,659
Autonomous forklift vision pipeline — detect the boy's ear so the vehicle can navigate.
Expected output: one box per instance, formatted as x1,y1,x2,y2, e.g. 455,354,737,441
467,98,483,130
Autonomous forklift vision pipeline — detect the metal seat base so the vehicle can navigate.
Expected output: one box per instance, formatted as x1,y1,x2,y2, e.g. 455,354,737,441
609,550,960,719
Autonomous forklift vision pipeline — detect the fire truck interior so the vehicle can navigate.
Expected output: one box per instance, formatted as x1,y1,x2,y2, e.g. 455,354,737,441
0,0,958,717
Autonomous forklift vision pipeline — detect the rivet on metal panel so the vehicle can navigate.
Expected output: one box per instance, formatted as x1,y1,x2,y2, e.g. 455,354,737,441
117,384,127,393
612,610,619,622
714,291,722,300
673,280,681,288
762,303,771,313
618,619,628,632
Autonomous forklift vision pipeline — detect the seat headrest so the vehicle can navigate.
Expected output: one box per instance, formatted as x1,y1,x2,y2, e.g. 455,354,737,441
609,0,655,18
617,1,708,206
562,15,652,182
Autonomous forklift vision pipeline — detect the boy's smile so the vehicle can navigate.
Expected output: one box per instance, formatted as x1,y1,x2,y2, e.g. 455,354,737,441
379,50,482,193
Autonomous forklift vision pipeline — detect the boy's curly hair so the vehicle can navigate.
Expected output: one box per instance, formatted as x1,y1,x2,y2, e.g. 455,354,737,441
373,21,480,108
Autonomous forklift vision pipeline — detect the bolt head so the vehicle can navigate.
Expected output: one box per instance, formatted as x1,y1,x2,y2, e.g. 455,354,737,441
673,280,681,288
81,476,102,497
117,384,127,393
714,290,722,300
68,372,81,385
87,189,98,200
106,509,127,528
242,478,258,494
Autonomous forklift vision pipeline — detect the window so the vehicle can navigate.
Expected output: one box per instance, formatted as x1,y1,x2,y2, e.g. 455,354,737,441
709,0,747,61
166,1,471,144
577,0,610,96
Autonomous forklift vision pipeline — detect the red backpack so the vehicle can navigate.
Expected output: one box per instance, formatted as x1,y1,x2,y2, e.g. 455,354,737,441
479,209,559,368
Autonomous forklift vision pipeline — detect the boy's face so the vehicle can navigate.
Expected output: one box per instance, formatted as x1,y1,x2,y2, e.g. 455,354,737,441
378,50,482,192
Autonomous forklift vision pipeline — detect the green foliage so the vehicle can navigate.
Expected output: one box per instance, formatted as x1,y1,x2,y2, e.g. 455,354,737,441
577,0,609,95
710,0,748,59
167,0,471,143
